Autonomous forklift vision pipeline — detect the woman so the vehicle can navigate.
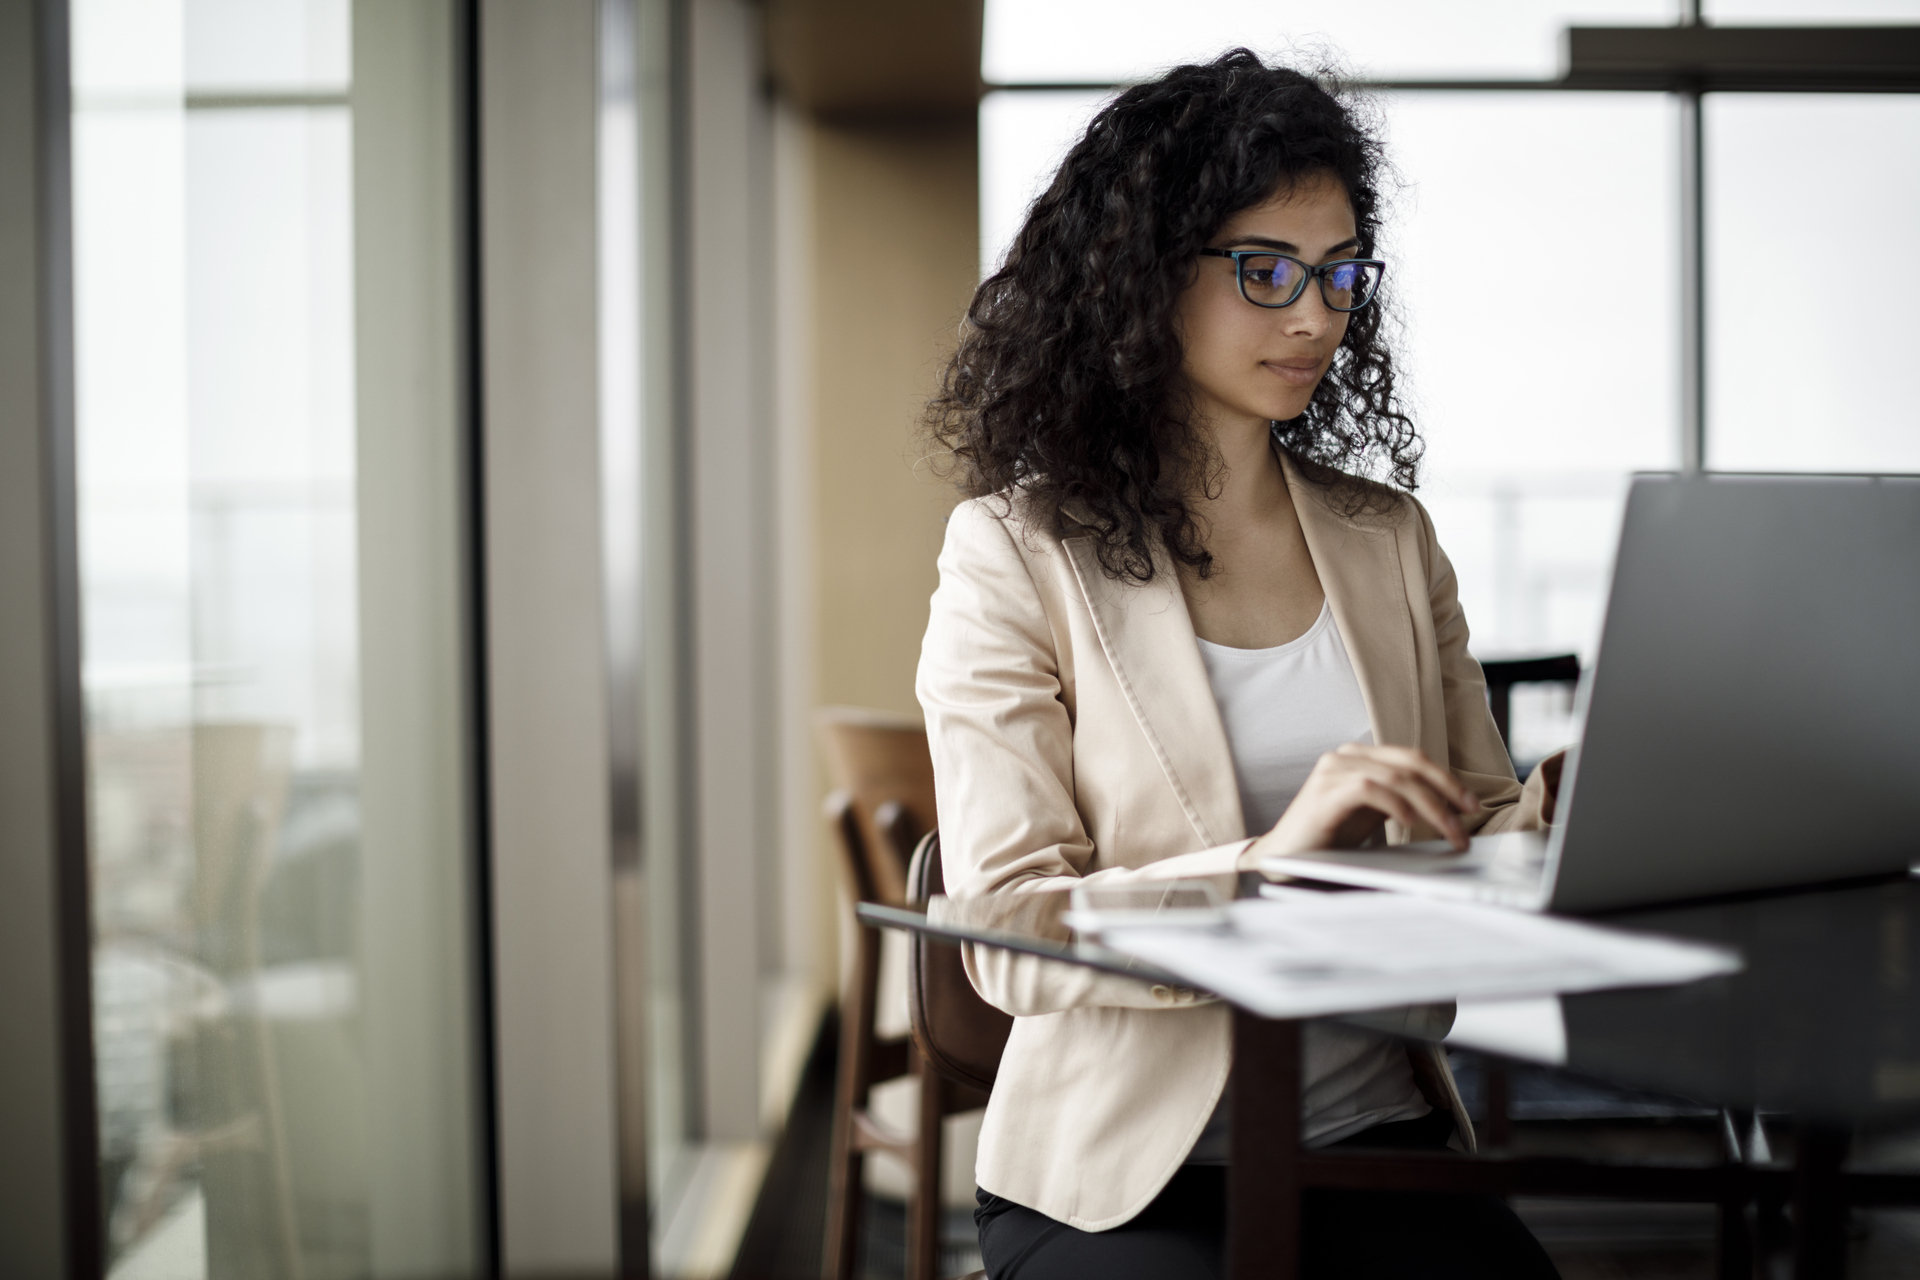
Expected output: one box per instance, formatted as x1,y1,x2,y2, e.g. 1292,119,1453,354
916,52,1562,1279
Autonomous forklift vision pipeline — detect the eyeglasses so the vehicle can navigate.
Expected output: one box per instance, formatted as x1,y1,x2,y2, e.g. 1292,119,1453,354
1198,249,1385,313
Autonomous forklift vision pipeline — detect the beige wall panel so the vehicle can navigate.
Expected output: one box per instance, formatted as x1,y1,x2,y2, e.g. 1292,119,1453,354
809,118,977,720
688,0,772,1144
772,102,828,986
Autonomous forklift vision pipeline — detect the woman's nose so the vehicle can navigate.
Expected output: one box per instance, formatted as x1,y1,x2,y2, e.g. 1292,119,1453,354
1282,285,1335,337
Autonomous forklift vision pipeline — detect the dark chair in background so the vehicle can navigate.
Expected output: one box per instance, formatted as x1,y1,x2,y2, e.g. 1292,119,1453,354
1479,653,1581,778
1468,647,1581,1148
1472,651,1748,1264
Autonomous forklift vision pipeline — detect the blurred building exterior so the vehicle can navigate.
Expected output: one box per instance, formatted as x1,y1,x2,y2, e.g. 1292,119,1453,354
1,1,1915,1278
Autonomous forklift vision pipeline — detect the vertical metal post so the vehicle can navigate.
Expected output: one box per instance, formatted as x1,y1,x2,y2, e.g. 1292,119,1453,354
1678,0,1707,474
40,0,105,1265
1679,88,1706,474
1230,1012,1302,1280
1790,1124,1849,1278
1716,1189,1754,1279
2,0,103,1273
1485,1061,1513,1150
452,3,503,1272
1715,1110,1755,1279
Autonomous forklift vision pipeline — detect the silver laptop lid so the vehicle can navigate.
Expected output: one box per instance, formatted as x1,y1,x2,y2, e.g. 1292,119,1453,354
1549,474,1920,913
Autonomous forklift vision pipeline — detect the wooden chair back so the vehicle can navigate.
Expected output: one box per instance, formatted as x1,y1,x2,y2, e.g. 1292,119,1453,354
905,832,1012,1094
817,706,936,906
818,707,947,1280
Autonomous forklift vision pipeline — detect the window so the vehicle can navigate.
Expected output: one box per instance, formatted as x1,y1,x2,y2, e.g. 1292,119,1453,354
1706,94,1920,473
74,2,482,1274
980,0,1920,762
1386,92,1677,681
977,24,1681,762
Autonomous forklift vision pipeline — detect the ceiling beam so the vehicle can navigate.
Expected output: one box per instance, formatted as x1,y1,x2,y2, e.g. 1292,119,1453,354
764,0,983,119
1565,25,1920,92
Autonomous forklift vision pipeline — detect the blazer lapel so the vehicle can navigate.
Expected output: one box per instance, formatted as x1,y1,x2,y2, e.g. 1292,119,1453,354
1061,534,1245,847
1285,456,1423,751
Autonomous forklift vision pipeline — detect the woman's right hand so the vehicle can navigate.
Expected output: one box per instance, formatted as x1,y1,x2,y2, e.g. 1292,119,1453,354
1238,743,1482,871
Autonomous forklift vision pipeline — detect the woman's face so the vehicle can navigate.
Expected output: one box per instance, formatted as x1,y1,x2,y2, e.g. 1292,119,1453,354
1175,171,1359,431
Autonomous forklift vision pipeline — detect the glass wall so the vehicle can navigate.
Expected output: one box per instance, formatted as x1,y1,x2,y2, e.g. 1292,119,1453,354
980,69,1680,760
975,2,1697,759
1386,91,1678,763
73,2,482,1276
1706,93,1920,473
979,1,1920,762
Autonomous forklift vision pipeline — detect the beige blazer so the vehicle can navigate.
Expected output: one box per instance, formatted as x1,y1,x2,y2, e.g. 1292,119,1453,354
915,454,1551,1231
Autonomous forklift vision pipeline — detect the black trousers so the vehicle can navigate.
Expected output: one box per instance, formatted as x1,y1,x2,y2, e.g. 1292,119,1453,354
974,1112,1560,1280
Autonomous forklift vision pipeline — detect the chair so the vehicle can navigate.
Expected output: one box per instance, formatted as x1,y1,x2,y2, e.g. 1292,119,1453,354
906,833,1011,1280
818,706,937,907
1473,656,1706,1119
819,708,970,1280
1474,654,1583,1141
1479,653,1581,776
100,724,307,1278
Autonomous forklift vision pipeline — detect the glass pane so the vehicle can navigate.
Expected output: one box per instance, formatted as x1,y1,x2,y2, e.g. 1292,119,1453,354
982,0,1678,86
1707,94,1920,473
185,0,350,94
1390,92,1679,682
74,2,481,1277
978,88,1112,276
980,89,1678,697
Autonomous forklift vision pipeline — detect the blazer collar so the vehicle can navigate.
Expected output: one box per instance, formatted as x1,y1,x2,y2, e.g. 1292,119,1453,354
1060,455,1422,847
1282,454,1421,755
1062,535,1244,848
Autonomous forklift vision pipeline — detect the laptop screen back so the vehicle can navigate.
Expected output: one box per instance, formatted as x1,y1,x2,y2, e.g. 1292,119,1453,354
1551,474,1920,912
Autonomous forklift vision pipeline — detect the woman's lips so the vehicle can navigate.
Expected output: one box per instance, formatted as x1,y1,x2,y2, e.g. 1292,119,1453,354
1262,359,1324,388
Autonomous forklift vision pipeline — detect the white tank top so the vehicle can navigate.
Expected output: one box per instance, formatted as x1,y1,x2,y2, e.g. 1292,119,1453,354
1184,601,1430,1162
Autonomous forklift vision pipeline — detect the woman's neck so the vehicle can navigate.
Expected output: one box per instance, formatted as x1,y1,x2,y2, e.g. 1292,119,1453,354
1176,409,1323,648
1189,413,1292,538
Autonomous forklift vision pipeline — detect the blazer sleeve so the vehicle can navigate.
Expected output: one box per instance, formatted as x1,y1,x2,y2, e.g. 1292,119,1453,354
1406,497,1548,836
917,500,1248,1016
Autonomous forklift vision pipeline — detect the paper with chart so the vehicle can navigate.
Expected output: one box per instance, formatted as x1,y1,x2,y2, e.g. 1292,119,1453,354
1096,890,1742,1020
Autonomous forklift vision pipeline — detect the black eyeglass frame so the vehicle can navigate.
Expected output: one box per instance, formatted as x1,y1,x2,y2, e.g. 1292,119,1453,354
1198,248,1387,313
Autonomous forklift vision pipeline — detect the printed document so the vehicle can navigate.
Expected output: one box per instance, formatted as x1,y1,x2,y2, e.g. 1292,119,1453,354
1097,890,1741,1020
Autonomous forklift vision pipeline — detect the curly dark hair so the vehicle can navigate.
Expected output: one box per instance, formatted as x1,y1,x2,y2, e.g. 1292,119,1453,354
925,50,1420,582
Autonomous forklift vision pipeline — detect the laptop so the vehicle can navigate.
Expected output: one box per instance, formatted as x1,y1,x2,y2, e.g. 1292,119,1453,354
1263,473,1920,914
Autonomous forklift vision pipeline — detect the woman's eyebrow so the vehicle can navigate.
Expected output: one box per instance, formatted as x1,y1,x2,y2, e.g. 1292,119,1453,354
1226,234,1363,256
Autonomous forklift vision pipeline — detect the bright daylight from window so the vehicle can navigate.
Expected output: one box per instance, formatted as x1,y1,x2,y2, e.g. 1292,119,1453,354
980,0,1920,761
